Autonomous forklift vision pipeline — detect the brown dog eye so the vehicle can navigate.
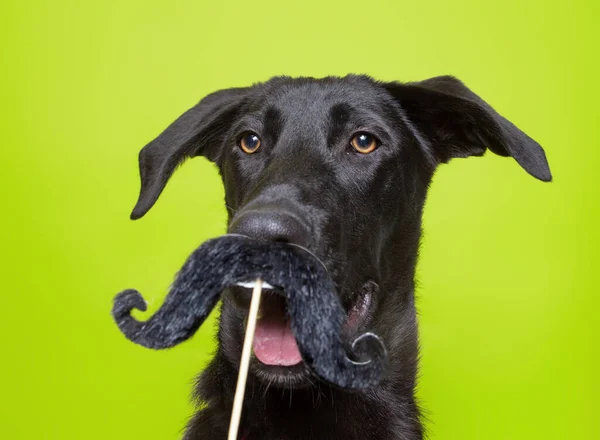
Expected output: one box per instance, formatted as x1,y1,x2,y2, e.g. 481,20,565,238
350,133,378,154
239,132,261,154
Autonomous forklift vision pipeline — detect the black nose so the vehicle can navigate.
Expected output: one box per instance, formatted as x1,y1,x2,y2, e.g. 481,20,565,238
228,209,312,249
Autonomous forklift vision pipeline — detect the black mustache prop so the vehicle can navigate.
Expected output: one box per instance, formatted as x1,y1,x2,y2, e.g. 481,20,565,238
112,235,386,389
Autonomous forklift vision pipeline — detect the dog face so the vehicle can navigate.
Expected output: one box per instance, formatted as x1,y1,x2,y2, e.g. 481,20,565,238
130,75,551,388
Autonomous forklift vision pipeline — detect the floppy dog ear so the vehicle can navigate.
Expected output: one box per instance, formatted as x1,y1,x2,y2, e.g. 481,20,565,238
384,76,551,182
130,87,248,220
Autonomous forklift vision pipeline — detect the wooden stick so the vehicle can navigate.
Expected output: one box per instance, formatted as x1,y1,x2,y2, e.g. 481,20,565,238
228,279,263,440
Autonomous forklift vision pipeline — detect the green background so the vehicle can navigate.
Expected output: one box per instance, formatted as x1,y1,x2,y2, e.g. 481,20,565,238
1,0,598,438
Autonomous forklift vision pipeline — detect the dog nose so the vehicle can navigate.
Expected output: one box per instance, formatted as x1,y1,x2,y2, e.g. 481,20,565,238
229,210,311,248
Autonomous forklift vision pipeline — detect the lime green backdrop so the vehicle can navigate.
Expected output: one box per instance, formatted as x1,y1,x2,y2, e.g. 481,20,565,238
1,0,598,438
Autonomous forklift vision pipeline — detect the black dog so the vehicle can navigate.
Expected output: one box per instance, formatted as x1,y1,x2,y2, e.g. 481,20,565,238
130,75,551,439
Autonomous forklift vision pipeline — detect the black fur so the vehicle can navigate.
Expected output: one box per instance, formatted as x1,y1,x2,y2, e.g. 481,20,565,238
112,235,386,389
127,75,551,439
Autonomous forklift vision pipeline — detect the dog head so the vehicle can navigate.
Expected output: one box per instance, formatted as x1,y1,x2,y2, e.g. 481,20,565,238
130,75,551,387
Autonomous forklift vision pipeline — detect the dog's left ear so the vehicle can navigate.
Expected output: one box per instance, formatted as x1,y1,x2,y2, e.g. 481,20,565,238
384,76,551,182
130,87,249,220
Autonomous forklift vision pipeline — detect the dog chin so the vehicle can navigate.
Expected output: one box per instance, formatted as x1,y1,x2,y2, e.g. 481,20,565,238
249,358,315,388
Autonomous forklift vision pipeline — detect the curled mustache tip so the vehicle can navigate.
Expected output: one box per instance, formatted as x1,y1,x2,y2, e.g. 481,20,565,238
112,289,148,320
349,332,387,366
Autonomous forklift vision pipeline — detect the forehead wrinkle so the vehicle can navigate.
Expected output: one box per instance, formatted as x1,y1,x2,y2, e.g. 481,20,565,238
327,103,352,147
232,114,263,134
326,102,395,146
266,91,329,144
262,106,284,146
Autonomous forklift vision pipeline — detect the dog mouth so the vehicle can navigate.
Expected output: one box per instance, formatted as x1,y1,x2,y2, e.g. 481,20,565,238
252,294,303,366
232,283,374,370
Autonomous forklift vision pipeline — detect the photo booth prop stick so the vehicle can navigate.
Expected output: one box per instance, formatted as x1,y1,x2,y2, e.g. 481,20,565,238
228,279,262,440
111,234,387,389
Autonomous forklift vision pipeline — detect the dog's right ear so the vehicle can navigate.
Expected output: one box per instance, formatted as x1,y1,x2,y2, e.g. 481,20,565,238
130,87,248,220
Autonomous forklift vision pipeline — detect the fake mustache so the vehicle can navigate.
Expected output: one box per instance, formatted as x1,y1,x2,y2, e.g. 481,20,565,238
112,235,386,389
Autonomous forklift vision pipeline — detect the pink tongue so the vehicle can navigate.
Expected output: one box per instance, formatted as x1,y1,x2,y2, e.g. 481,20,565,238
253,316,302,366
